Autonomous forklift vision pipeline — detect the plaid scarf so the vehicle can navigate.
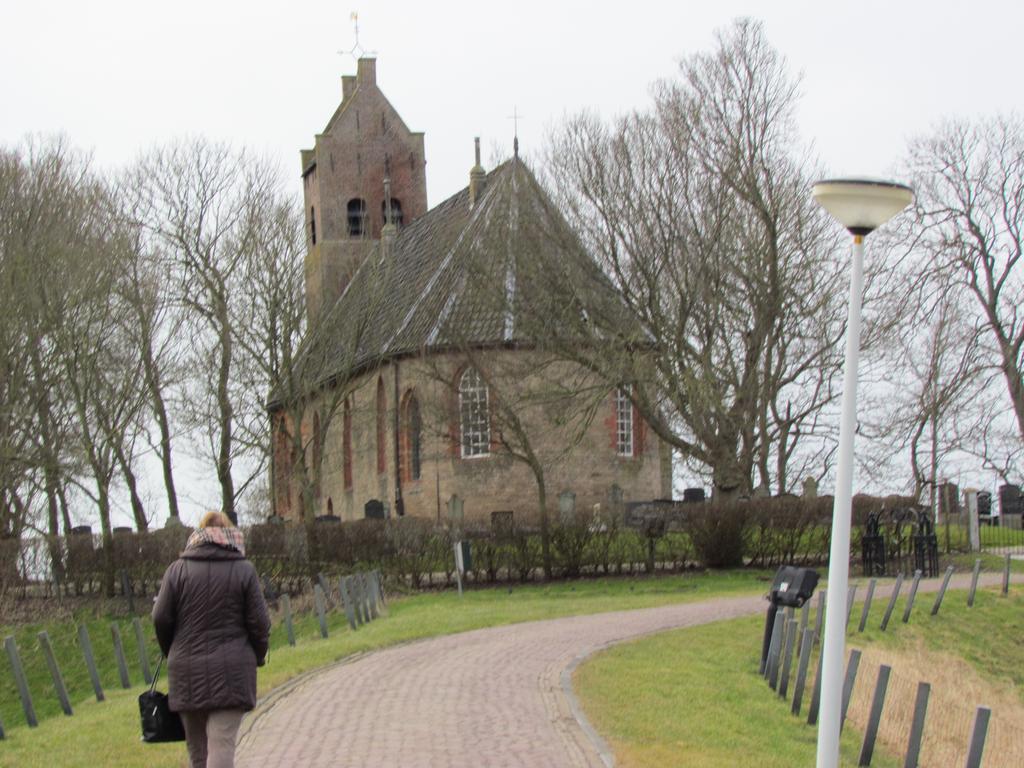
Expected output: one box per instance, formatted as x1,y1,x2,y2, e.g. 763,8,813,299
185,525,246,556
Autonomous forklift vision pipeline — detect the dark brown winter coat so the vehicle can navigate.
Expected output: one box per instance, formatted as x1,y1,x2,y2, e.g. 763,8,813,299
152,543,270,712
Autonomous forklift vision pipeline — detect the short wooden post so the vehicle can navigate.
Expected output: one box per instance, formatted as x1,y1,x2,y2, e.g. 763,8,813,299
964,706,991,768
281,594,296,646
339,577,357,631
840,648,862,732
77,624,105,702
38,631,73,716
880,572,904,631
766,611,784,688
814,590,825,642
316,573,331,608
791,627,815,716
807,643,825,725
800,599,810,634
858,579,877,633
132,618,152,685
4,635,38,727
904,682,930,768
778,618,798,699
367,573,380,620
355,575,368,625
845,583,858,630
1002,554,1011,596
858,664,891,766
313,584,329,638
931,565,955,616
361,573,373,622
120,569,135,614
110,623,131,689
967,558,982,607
902,570,922,623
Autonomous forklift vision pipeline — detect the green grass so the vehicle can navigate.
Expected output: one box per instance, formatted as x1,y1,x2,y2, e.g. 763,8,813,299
0,570,767,767
574,580,1024,767
574,614,900,767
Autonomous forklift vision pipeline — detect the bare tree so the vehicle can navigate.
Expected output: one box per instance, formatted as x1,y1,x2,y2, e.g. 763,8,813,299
546,19,850,498
906,116,1024,479
128,140,285,522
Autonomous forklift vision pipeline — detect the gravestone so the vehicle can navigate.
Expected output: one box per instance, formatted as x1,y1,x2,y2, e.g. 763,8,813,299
558,491,576,523
447,494,464,522
364,499,385,520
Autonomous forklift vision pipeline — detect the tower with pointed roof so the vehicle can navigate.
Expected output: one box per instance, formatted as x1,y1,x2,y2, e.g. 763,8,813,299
300,57,427,325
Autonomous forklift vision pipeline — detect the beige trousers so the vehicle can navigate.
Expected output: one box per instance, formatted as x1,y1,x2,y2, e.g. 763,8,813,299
180,709,245,768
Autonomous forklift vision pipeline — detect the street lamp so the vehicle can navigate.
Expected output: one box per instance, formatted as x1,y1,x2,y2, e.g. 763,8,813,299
811,178,913,768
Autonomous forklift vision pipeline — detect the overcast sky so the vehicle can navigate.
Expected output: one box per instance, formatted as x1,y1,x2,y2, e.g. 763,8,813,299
3,0,1019,524
4,0,1023,206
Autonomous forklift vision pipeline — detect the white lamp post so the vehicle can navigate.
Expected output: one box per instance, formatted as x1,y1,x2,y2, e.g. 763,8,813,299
811,178,913,768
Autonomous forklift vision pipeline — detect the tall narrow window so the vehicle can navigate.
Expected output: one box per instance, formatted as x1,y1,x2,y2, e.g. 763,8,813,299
376,378,387,475
459,367,490,458
343,398,353,490
381,197,404,229
615,386,634,457
401,391,422,482
347,198,367,237
310,205,317,245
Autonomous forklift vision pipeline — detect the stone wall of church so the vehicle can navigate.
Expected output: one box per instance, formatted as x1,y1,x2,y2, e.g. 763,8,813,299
278,350,666,524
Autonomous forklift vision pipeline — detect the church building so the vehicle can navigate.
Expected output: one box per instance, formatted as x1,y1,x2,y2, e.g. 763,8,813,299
269,58,668,523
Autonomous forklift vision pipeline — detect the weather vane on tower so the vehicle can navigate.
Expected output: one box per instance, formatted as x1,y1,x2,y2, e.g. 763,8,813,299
338,11,377,63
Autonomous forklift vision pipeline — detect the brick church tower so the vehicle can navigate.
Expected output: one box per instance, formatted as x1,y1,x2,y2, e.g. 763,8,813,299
300,57,428,323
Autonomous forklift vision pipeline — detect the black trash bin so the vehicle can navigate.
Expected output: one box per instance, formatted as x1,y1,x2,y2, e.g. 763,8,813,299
760,566,820,673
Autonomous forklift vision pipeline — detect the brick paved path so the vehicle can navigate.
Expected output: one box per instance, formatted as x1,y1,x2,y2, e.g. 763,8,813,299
235,573,1015,768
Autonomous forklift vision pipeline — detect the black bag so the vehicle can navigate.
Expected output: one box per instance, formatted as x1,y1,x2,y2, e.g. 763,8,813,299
139,656,186,743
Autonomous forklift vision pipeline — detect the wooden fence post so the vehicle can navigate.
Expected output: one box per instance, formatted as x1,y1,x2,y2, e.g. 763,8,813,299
375,570,387,606
931,565,955,616
316,573,331,608
904,682,930,768
313,584,329,638
339,577,357,631
964,706,991,768
880,572,904,631
4,635,38,727
77,624,105,702
845,584,858,631
38,631,73,716
767,611,784,689
779,618,798,699
807,643,825,725
857,664,891,766
791,627,815,716
120,569,135,614
858,579,877,633
967,558,982,607
367,572,380,620
110,623,131,689
902,570,922,624
814,590,825,642
132,618,152,685
840,649,862,732
1002,554,1011,597
281,594,296,646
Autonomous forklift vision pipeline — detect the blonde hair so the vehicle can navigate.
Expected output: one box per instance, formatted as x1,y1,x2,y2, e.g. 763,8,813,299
198,511,234,529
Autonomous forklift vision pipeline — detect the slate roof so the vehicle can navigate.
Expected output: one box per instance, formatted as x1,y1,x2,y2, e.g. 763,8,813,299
276,158,637,405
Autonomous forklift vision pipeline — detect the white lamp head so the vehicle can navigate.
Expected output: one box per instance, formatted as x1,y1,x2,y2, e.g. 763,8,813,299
812,178,914,236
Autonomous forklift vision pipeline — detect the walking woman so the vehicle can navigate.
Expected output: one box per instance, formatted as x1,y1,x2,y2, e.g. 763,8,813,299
153,512,271,768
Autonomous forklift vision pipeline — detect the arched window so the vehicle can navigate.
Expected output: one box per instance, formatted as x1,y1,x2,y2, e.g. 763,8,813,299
401,391,422,482
381,197,403,229
347,198,367,237
312,412,322,499
459,367,490,458
376,378,387,475
614,386,634,457
343,398,353,490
